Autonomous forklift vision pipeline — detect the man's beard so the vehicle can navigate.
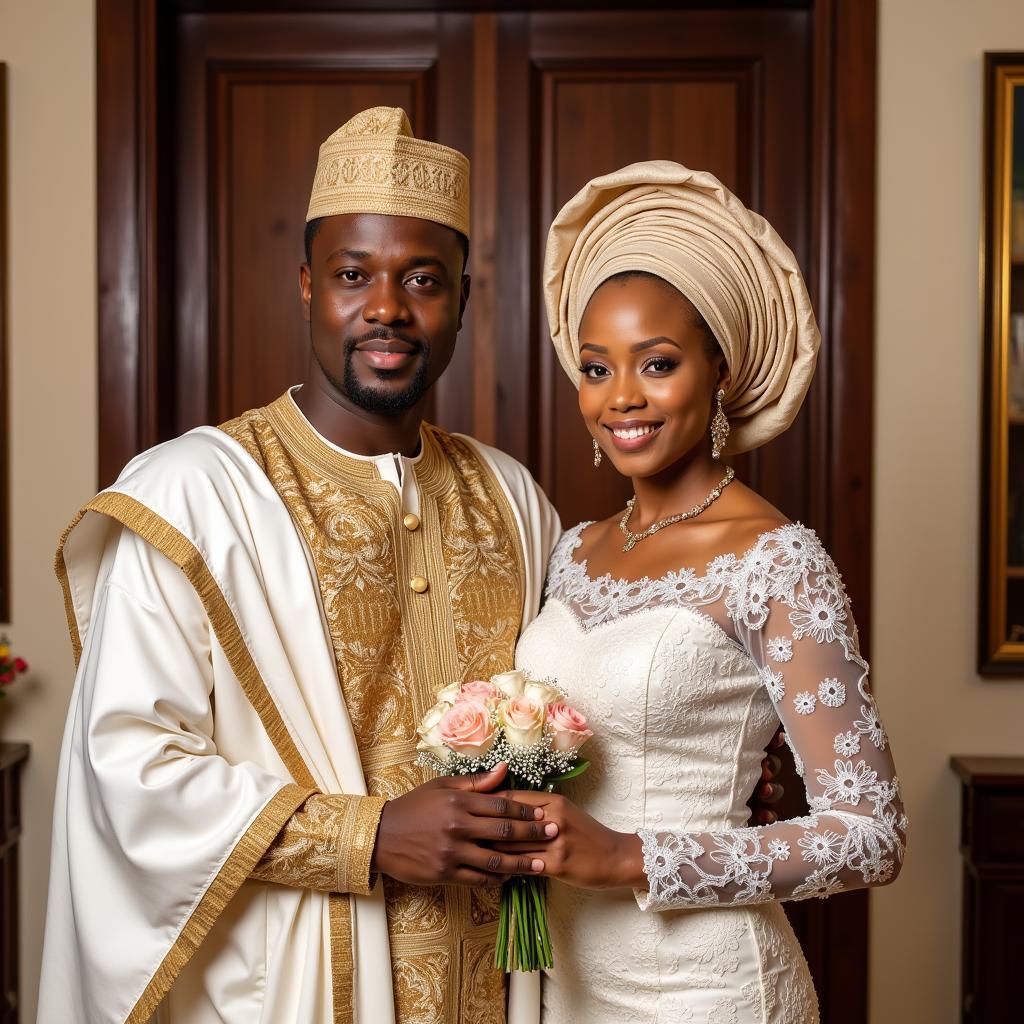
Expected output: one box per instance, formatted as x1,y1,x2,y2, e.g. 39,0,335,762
313,328,431,415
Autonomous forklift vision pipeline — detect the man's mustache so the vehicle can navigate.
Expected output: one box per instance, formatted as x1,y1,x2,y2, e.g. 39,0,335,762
345,326,427,353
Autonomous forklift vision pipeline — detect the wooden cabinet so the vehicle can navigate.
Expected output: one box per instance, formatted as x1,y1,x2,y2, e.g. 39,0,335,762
0,743,28,1024
951,756,1024,1023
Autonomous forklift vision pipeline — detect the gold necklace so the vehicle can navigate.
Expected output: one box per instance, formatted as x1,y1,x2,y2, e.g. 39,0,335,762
619,467,736,553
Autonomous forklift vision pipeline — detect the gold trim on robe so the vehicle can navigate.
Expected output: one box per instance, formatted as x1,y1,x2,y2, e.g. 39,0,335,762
126,782,314,1024
56,491,319,791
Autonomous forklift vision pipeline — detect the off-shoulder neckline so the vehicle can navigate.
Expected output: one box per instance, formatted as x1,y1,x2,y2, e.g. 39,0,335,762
561,520,821,592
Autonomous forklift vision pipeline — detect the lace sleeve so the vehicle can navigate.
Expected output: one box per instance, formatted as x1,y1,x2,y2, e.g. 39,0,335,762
635,526,907,911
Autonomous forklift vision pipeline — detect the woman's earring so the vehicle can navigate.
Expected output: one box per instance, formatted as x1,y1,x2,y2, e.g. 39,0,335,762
711,389,730,460
593,438,603,467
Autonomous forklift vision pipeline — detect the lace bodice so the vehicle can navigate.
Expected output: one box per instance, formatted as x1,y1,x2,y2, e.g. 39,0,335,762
522,521,906,913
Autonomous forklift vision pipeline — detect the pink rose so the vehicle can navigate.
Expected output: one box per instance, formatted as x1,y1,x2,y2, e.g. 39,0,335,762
499,696,545,747
546,702,593,753
459,680,502,705
439,699,497,758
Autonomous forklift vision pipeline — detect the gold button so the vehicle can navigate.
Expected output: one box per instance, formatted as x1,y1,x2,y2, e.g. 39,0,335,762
403,513,421,531
410,576,429,594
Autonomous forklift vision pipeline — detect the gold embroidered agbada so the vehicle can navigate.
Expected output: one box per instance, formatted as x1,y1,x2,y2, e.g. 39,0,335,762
40,390,559,1024
231,394,535,1023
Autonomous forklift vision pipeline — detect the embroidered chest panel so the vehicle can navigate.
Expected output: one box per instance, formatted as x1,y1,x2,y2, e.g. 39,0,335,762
221,405,524,763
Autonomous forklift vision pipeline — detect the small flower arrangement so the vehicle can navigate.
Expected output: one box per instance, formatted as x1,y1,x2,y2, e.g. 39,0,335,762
0,638,28,699
415,669,592,972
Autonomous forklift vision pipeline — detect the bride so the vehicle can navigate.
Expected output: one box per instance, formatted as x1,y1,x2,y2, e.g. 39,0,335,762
498,162,906,1023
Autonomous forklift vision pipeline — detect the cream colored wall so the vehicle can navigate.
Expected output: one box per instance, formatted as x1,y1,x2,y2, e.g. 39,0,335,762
872,0,1024,1020
0,1,96,1020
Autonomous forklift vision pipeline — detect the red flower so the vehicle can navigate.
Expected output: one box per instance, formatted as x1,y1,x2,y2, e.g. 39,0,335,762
13,658,26,673
0,672,12,685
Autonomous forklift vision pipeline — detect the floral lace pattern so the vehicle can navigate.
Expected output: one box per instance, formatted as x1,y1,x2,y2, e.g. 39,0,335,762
545,522,906,913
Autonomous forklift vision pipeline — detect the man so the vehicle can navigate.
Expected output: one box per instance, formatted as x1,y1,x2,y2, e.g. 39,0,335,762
42,106,562,1024
40,108,780,1024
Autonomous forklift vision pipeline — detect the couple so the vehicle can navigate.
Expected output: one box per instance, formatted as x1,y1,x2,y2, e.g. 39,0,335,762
39,108,905,1024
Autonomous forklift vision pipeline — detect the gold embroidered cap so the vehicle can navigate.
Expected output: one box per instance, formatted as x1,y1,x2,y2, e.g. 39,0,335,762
306,106,470,238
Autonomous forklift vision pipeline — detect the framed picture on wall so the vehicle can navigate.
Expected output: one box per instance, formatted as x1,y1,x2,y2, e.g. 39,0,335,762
980,52,1024,673
0,63,8,622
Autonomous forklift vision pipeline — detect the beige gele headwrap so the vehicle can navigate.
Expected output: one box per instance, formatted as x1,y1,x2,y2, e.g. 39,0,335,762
543,160,820,455
306,106,470,238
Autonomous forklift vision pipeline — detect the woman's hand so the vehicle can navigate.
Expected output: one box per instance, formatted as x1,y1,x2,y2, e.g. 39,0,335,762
490,790,645,891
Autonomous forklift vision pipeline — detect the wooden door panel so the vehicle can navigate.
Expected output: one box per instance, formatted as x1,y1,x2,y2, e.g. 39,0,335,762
215,72,425,419
502,8,812,530
538,68,753,527
174,12,444,434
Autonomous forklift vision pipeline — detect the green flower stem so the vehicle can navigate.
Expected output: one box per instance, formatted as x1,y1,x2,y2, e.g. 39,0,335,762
524,881,537,969
531,879,553,967
495,889,509,970
516,880,529,969
493,767,586,973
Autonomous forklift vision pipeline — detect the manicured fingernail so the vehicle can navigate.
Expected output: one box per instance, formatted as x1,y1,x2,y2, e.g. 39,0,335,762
534,808,544,820
544,823,558,837
531,859,544,872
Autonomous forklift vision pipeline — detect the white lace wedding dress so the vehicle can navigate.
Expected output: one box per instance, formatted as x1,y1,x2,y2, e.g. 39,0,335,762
514,522,906,1024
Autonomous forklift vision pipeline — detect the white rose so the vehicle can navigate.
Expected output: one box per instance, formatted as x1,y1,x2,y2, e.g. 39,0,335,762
436,681,463,705
499,696,545,747
523,680,562,707
415,703,450,760
492,670,528,699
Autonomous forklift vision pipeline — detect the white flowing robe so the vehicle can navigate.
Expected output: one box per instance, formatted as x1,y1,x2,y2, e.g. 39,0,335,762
40,424,558,1024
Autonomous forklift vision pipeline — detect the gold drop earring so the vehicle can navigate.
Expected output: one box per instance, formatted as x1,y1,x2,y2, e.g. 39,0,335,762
711,389,730,460
593,438,603,467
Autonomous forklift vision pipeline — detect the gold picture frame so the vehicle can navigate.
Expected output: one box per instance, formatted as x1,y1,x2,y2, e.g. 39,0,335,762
980,52,1024,674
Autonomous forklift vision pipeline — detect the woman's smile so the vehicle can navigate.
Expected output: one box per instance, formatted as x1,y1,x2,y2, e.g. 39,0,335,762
604,419,664,452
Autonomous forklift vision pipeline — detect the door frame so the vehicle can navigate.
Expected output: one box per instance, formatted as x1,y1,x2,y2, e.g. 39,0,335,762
95,2,877,1019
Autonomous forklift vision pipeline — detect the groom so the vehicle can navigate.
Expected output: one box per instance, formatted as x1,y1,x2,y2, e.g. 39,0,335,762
40,108,781,1024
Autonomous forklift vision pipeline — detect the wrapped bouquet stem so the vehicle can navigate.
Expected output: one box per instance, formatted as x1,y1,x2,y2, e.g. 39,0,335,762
416,670,592,972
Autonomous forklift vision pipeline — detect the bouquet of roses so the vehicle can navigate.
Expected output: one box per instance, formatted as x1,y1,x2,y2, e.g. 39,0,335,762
415,669,592,972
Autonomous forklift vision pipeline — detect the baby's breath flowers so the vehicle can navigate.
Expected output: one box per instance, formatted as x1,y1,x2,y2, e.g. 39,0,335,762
415,669,593,971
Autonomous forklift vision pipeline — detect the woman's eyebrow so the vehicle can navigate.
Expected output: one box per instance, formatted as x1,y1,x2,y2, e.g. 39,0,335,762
579,336,681,355
631,336,681,352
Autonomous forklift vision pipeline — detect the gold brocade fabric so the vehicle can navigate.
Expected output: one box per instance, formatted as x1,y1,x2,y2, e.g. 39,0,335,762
251,793,386,896
220,393,525,1024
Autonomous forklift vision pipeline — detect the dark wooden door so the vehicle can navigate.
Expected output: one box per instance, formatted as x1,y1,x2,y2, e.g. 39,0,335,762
492,10,813,529
98,3,877,1021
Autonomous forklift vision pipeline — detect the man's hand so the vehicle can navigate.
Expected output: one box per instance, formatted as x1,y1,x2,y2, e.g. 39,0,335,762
371,763,558,887
747,728,787,825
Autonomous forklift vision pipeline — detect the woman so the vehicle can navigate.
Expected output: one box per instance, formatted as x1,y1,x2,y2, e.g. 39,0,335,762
498,162,906,1023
